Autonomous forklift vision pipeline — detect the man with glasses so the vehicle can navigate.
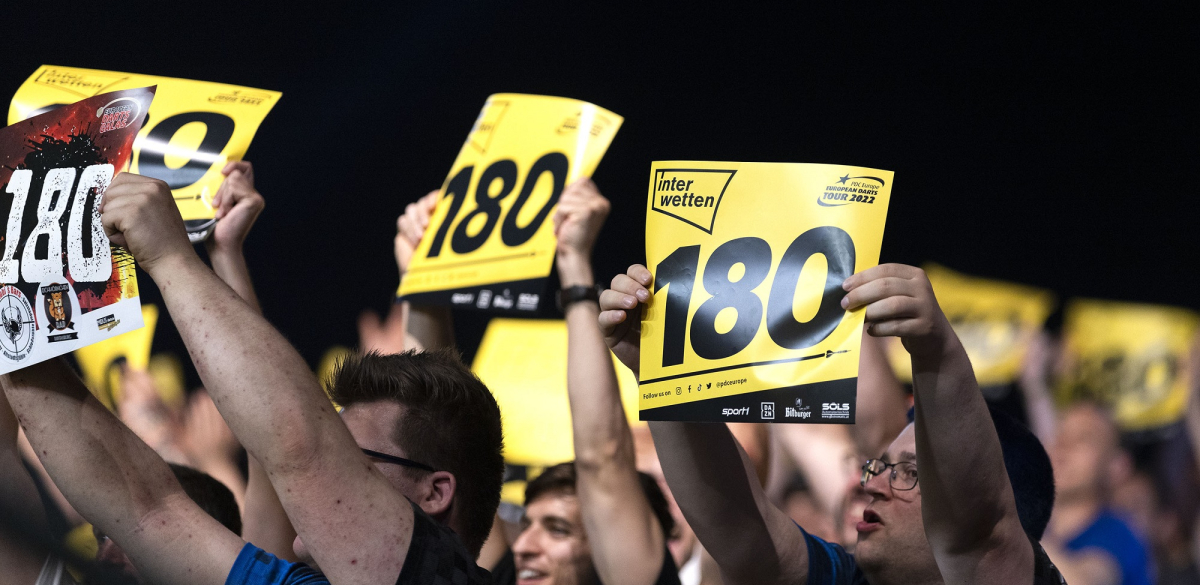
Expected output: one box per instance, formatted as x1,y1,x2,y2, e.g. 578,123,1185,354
599,262,1066,584
4,168,499,585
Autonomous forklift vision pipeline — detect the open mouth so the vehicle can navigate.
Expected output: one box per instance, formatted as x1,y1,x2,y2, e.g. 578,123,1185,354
857,508,883,534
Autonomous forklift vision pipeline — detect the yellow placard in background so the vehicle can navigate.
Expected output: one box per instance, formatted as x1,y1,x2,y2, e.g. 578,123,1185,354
398,94,622,313
1058,299,1198,431
884,264,1056,386
9,65,281,222
472,318,640,466
74,304,159,408
640,162,892,423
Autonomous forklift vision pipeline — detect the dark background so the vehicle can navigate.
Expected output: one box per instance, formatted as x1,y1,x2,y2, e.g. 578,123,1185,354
3,3,1196,382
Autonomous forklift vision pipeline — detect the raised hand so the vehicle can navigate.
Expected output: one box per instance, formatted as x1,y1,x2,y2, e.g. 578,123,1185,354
100,173,193,275
598,264,653,377
841,264,955,358
553,178,610,269
210,161,265,253
395,190,440,276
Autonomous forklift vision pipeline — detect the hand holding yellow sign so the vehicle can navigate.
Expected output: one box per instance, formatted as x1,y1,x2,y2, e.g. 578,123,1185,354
10,65,281,238
398,94,621,313
884,264,1056,386
1058,299,1198,431
639,162,892,423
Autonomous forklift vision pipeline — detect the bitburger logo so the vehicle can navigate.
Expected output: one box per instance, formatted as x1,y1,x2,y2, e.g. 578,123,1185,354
0,286,36,362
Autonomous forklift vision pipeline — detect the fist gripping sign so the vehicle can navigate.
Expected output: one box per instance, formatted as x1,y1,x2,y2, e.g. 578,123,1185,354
0,88,154,374
639,162,892,423
398,94,622,313
10,66,281,242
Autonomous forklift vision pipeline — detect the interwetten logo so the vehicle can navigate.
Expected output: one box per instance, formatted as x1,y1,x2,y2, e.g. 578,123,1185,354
650,168,736,234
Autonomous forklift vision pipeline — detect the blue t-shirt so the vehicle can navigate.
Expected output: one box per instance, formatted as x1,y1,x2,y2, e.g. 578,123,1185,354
225,544,328,585
224,501,490,585
1065,510,1153,585
802,529,868,585
801,527,1066,584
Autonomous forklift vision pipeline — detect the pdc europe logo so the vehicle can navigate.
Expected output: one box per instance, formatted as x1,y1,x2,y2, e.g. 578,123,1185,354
650,168,737,234
96,97,142,133
818,174,885,207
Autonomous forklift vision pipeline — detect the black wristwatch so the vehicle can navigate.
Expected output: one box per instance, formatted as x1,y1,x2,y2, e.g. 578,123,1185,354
557,285,604,311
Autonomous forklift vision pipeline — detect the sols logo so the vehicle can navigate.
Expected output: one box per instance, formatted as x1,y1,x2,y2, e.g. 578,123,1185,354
722,407,750,417
821,402,852,420
817,174,885,207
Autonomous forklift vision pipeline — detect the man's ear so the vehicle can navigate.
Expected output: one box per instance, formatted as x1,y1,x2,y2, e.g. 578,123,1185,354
417,470,456,519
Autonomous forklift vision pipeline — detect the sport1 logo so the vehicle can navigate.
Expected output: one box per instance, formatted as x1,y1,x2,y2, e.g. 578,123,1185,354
425,152,568,257
654,226,855,367
1,165,114,284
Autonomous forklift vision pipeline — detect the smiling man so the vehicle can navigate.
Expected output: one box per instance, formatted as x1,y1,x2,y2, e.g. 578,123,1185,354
599,263,1067,585
510,463,678,585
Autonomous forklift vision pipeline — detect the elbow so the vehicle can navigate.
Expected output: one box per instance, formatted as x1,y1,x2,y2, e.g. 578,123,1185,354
572,436,631,473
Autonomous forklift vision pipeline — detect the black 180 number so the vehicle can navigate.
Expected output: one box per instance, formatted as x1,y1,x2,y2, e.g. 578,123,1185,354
426,152,569,257
654,226,856,367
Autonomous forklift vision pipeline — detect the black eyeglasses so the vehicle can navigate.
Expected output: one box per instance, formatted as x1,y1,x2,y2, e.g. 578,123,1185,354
362,448,436,472
861,458,918,491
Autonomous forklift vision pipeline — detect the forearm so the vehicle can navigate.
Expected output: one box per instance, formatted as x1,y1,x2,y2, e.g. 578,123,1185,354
405,303,454,350
563,257,664,582
649,421,804,584
775,424,856,517
2,360,181,537
854,333,910,457
150,253,351,470
242,456,298,560
562,256,627,466
1,360,240,583
207,245,262,313
911,337,1019,547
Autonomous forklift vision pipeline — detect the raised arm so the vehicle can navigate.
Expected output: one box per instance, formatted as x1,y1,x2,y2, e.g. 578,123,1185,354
843,264,1033,584
101,172,413,584
599,264,807,585
0,377,51,584
394,190,455,351
2,359,243,584
558,180,667,583
203,160,297,559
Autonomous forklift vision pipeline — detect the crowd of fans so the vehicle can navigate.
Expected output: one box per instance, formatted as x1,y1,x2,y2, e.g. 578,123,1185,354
2,159,1197,585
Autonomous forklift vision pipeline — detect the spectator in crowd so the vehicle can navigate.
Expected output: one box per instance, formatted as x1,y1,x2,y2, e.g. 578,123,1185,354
510,463,679,585
1042,402,1154,585
599,263,1066,584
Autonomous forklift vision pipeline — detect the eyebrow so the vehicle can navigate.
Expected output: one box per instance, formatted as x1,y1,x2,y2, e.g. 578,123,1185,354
898,451,917,462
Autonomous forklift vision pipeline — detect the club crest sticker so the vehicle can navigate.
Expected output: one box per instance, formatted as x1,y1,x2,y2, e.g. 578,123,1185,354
38,282,79,342
0,286,36,361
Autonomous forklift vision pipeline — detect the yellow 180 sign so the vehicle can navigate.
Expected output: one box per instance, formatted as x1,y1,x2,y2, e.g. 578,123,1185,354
9,65,281,240
639,162,893,424
398,94,622,313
